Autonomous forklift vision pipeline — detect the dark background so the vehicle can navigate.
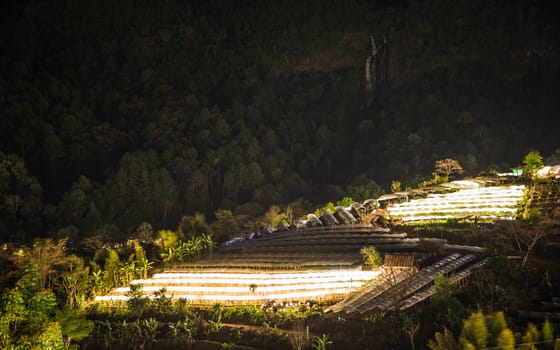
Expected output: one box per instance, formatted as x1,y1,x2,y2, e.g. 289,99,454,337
1,0,559,241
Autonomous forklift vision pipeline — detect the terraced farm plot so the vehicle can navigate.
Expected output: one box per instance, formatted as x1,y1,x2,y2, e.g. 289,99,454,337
96,224,488,311
190,226,419,269
95,269,381,304
96,226,417,304
327,253,490,317
387,185,525,222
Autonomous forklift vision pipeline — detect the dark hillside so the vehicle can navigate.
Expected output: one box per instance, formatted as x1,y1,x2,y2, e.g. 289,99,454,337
1,0,559,240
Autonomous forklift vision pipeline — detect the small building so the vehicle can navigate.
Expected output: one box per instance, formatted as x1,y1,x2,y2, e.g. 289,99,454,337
384,254,415,268
377,192,408,208
512,168,524,177
536,165,560,178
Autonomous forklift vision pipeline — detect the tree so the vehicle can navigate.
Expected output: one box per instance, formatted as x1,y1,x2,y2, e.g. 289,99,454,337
103,249,121,288
496,328,515,350
545,148,560,165
347,179,383,202
391,180,401,193
178,213,209,238
0,152,43,239
156,230,179,250
200,233,216,257
431,275,466,334
402,314,421,350
56,175,96,230
55,308,94,350
434,159,464,178
261,205,281,228
429,311,559,350
497,219,555,269
542,319,554,350
289,320,308,350
523,151,544,177
427,328,460,350
210,209,243,242
459,311,488,349
134,222,154,242
56,255,90,307
13,237,69,290
103,150,176,230
90,270,106,298
0,262,62,349
137,257,154,280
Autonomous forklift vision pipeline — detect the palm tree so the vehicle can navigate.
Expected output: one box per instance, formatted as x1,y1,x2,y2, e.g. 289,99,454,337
190,236,203,260
138,258,154,279
118,257,137,285
91,270,106,297
201,233,216,257
177,241,194,263
160,247,176,268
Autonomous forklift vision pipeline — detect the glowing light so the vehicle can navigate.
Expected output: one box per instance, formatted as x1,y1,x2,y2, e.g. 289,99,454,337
96,269,381,303
387,185,524,222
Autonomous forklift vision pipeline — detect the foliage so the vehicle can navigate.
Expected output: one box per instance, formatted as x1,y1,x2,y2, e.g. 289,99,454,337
289,320,308,350
1,2,560,347
336,197,354,207
0,0,558,243
402,313,421,350
159,233,216,267
315,202,336,217
418,173,449,188
134,222,154,243
460,311,489,349
0,262,63,349
55,308,94,349
126,284,150,315
0,152,43,240
427,328,460,350
391,180,401,193
523,151,544,177
434,159,464,178
312,333,332,350
496,220,555,269
431,275,466,334
360,246,383,269
417,239,445,256
429,311,560,350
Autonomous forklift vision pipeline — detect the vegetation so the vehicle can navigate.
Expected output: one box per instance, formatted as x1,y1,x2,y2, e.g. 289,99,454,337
434,159,464,178
428,311,559,350
523,151,545,178
360,246,383,269
0,0,560,348
1,0,559,244
312,333,333,350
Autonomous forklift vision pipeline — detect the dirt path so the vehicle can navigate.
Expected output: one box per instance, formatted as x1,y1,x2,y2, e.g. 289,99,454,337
220,322,317,337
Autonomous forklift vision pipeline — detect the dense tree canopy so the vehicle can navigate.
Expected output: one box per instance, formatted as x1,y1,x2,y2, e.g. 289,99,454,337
0,0,559,241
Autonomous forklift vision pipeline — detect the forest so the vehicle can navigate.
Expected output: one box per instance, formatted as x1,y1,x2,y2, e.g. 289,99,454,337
1,0,560,348
1,0,559,243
